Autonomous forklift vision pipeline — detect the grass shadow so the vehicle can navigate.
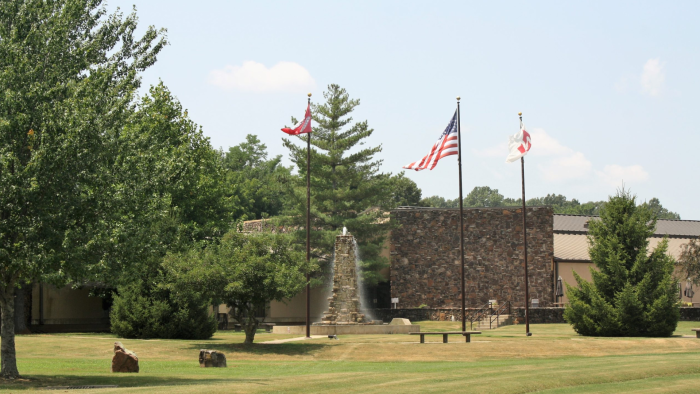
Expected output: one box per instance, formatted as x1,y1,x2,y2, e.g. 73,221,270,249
185,341,329,356
1,374,269,391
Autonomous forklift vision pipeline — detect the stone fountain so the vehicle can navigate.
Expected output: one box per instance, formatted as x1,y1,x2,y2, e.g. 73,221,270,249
319,233,365,324
273,231,419,335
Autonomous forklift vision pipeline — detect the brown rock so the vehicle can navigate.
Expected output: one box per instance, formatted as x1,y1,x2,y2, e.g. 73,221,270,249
111,341,139,373
199,349,227,367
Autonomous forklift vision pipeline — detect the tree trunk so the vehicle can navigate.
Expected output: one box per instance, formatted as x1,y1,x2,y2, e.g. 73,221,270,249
14,287,28,334
243,314,258,344
0,288,20,379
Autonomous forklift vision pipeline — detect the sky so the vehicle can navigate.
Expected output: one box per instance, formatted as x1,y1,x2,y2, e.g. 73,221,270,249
108,0,700,219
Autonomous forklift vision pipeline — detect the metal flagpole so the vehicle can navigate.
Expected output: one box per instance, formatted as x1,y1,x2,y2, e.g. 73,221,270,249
519,112,532,337
457,97,466,332
306,93,312,339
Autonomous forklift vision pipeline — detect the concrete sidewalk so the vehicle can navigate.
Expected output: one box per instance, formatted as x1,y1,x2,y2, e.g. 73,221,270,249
260,335,326,344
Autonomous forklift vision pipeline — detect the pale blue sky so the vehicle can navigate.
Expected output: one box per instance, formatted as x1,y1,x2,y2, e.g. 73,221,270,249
109,0,700,218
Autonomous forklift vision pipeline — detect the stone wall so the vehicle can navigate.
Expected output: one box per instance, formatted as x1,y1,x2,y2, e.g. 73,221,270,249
371,308,504,323
680,307,700,321
513,307,565,324
390,207,554,309
372,307,700,324
241,219,288,233
513,307,700,323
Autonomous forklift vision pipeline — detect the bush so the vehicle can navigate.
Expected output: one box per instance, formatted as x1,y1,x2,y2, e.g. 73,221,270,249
110,280,217,340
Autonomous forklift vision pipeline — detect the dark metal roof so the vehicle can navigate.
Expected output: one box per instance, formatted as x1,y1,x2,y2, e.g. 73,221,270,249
553,214,700,238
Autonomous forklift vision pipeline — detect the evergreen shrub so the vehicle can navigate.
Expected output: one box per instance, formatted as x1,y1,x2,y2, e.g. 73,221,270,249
563,190,680,337
110,281,217,340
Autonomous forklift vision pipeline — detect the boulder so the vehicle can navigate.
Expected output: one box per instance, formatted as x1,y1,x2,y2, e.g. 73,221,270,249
111,341,139,373
199,349,227,368
389,318,412,326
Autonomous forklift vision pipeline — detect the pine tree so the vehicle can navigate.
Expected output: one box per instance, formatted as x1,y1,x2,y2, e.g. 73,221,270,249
564,189,680,337
282,84,391,286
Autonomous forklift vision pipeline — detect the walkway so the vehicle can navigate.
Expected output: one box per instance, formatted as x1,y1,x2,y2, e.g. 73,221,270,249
260,335,326,344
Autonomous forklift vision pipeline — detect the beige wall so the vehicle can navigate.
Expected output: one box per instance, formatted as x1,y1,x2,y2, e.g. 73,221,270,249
675,266,699,304
32,284,107,325
216,286,331,324
378,234,391,281
268,286,329,323
556,261,597,305
556,261,697,305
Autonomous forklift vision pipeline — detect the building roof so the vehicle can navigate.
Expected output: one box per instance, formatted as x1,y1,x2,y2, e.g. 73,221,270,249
553,214,700,238
554,233,692,261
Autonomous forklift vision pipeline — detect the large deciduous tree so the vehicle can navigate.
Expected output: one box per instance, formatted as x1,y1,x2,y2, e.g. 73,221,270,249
679,238,700,286
282,84,392,286
0,1,165,378
646,197,681,220
164,231,314,344
463,186,508,207
385,172,422,209
564,189,679,337
101,82,233,281
107,83,232,340
223,134,293,220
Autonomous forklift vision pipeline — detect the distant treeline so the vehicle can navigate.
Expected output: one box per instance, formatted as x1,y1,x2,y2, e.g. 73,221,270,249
418,186,680,220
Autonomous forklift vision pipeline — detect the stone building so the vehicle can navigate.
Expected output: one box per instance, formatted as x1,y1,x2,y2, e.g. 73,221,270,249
390,206,554,309
390,207,700,311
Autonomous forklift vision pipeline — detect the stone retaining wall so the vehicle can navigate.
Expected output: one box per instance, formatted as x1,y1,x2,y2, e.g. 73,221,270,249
512,307,700,323
512,307,565,323
680,307,700,321
390,207,554,309
370,308,512,323
371,307,700,324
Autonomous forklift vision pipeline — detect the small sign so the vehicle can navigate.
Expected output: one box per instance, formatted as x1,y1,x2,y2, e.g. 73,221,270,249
391,298,399,304
531,299,539,308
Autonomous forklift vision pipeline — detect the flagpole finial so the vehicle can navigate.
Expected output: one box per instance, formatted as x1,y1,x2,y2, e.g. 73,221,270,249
308,93,312,97
518,112,522,116
456,96,461,101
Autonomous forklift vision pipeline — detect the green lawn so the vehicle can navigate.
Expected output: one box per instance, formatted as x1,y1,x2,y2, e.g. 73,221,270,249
2,322,700,393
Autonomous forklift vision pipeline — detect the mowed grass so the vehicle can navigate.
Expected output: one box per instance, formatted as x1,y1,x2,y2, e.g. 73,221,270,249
2,322,700,393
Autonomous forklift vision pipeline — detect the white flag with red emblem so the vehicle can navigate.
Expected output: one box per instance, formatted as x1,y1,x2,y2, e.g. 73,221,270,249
506,123,532,163
281,103,312,135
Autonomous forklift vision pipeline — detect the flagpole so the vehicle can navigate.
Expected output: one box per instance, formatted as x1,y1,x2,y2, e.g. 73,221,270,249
306,93,312,339
457,97,466,332
519,112,531,337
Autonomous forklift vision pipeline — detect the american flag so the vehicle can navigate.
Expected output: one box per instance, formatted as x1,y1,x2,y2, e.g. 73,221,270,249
403,111,459,171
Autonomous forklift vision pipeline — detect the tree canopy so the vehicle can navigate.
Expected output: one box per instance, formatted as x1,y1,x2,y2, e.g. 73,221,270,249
679,238,700,286
0,0,166,378
223,134,293,221
384,172,422,209
163,231,315,344
106,84,235,340
420,186,679,219
645,198,681,220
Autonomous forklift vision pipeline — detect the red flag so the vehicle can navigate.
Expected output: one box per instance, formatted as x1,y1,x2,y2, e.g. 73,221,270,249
281,103,312,135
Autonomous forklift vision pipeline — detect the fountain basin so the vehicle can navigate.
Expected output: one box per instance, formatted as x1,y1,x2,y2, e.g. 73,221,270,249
272,324,420,335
